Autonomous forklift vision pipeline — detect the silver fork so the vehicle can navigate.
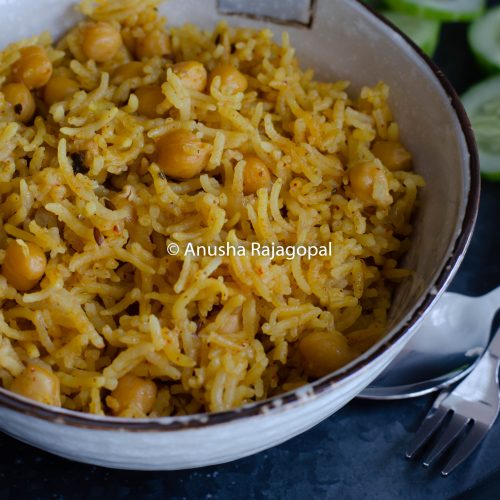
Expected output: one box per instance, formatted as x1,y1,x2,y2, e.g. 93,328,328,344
406,324,500,476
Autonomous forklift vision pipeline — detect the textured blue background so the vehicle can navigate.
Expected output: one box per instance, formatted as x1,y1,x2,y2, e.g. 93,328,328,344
1,2,500,499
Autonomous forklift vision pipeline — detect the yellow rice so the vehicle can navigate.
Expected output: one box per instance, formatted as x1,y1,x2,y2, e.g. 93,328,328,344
0,0,424,416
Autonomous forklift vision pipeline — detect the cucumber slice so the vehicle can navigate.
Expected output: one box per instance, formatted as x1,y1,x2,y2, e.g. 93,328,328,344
384,0,486,22
469,6,500,74
461,76,500,181
382,11,441,56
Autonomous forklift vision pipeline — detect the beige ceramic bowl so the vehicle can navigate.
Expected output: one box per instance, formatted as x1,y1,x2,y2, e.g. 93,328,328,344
0,0,479,470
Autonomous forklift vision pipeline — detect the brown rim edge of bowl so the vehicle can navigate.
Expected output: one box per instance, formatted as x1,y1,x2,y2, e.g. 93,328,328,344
0,0,481,432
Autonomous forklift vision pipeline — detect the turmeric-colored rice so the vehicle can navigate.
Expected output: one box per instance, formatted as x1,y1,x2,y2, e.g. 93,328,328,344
0,0,424,417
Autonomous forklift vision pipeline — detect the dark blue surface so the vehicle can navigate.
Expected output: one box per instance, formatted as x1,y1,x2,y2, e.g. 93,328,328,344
1,5,500,500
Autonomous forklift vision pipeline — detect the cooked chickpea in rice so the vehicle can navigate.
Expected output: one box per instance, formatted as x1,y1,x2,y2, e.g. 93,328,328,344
44,75,80,105
208,63,248,94
0,0,424,417
81,21,122,62
10,364,61,407
348,161,393,207
111,61,144,83
299,330,354,378
173,61,208,92
242,155,272,195
2,240,47,292
11,45,53,89
2,83,36,122
371,140,412,171
135,84,166,118
108,374,157,416
135,30,170,59
156,129,211,179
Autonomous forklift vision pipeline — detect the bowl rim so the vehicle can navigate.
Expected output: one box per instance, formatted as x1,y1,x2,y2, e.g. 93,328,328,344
0,0,480,432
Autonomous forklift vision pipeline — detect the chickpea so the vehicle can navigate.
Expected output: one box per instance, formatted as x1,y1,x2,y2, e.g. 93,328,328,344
10,364,61,407
348,161,392,206
81,22,122,63
243,155,271,195
136,31,170,59
12,45,53,89
299,330,352,378
208,63,247,94
2,240,47,292
2,83,35,122
156,130,211,179
43,76,79,106
110,374,157,416
173,61,207,92
135,85,165,118
371,140,412,171
112,61,143,84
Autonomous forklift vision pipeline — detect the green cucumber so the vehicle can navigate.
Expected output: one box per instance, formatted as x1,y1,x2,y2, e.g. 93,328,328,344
469,6,500,74
461,76,500,181
382,11,441,56
384,0,486,22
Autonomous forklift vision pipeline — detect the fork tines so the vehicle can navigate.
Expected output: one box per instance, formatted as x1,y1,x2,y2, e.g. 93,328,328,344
406,405,490,476
407,326,500,476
